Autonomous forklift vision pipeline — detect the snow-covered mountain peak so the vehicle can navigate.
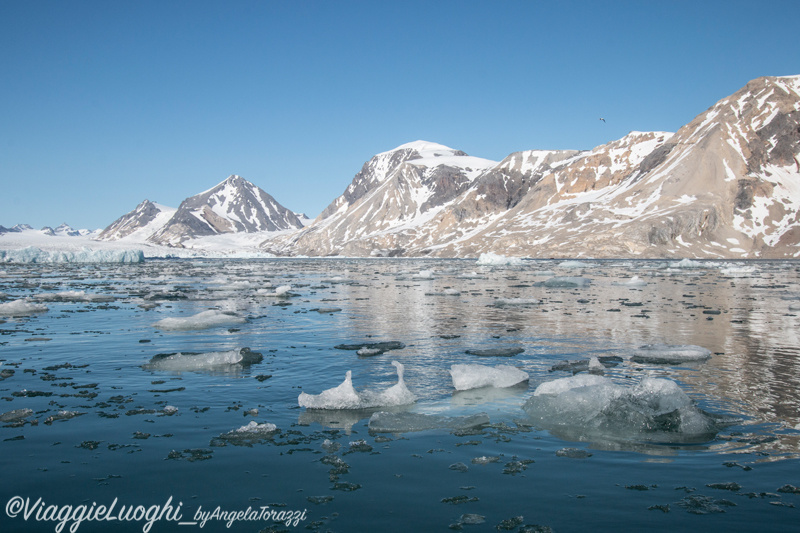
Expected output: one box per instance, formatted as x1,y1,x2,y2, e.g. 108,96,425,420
381,140,458,156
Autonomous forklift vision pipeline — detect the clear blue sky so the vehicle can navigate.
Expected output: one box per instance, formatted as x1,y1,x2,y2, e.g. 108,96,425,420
2,0,798,229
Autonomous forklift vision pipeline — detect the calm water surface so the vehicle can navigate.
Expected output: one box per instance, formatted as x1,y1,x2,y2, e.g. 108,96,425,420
1,258,799,532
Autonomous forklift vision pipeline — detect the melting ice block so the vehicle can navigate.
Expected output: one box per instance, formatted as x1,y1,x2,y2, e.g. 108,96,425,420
298,361,416,409
153,310,246,331
631,344,712,364
450,364,529,390
143,348,263,371
524,374,736,444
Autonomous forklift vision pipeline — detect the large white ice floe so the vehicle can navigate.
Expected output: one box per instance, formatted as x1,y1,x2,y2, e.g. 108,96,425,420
142,347,263,371
298,361,417,409
631,343,712,364
0,247,144,263
476,253,525,266
153,309,246,330
450,364,529,391
523,374,736,444
0,299,49,317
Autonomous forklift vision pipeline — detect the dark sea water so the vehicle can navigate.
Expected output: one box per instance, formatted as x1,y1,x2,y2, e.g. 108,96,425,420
1,258,799,532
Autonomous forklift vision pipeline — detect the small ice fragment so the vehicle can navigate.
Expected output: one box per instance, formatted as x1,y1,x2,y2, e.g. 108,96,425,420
0,408,34,422
631,344,712,364
153,310,246,331
558,260,585,269
465,346,524,357
613,275,647,287
274,285,292,296
450,364,529,390
162,406,178,415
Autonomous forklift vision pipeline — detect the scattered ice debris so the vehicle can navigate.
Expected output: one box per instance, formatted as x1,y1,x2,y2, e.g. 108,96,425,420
450,364,529,390
523,374,737,444
550,356,623,374
143,347,263,371
0,247,144,264
631,344,712,364
298,361,416,409
539,276,591,288
334,341,405,355
613,275,647,287
0,299,48,317
153,309,246,331
0,408,34,423
465,346,524,357
34,290,115,303
367,411,490,434
476,253,524,266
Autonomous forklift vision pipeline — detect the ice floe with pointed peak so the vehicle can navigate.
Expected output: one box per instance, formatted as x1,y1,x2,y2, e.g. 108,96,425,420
0,299,48,317
631,344,712,364
298,361,416,409
524,374,737,444
476,253,525,266
153,309,246,330
450,364,529,391
143,347,263,371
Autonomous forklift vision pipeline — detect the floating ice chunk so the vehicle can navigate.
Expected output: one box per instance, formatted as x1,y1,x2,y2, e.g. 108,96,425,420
413,270,435,279
631,344,712,364
153,310,246,331
299,361,416,409
476,253,524,266
719,265,756,277
231,420,278,434
335,341,405,354
215,420,278,446
0,299,48,317
524,375,734,444
274,285,293,296
368,411,490,434
0,247,144,264
0,408,34,422
673,258,704,269
465,346,524,357
550,356,623,374
493,298,541,307
424,288,462,296
540,276,591,288
450,364,529,391
143,348,263,371
558,260,585,269
613,275,647,287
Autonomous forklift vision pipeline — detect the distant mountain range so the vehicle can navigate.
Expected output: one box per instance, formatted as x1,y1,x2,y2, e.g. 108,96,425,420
5,74,800,259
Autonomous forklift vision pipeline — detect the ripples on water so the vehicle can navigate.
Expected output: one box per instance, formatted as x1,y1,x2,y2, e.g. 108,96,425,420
1,258,799,532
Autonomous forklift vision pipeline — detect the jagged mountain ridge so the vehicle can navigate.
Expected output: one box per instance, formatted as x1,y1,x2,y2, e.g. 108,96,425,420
97,175,304,247
267,74,800,258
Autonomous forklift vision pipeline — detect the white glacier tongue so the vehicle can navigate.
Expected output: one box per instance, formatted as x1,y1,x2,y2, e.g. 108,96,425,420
0,247,144,263
450,364,529,390
524,375,736,445
298,361,417,409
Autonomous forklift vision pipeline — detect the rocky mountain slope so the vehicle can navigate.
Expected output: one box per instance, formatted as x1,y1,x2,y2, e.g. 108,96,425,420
267,75,800,259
